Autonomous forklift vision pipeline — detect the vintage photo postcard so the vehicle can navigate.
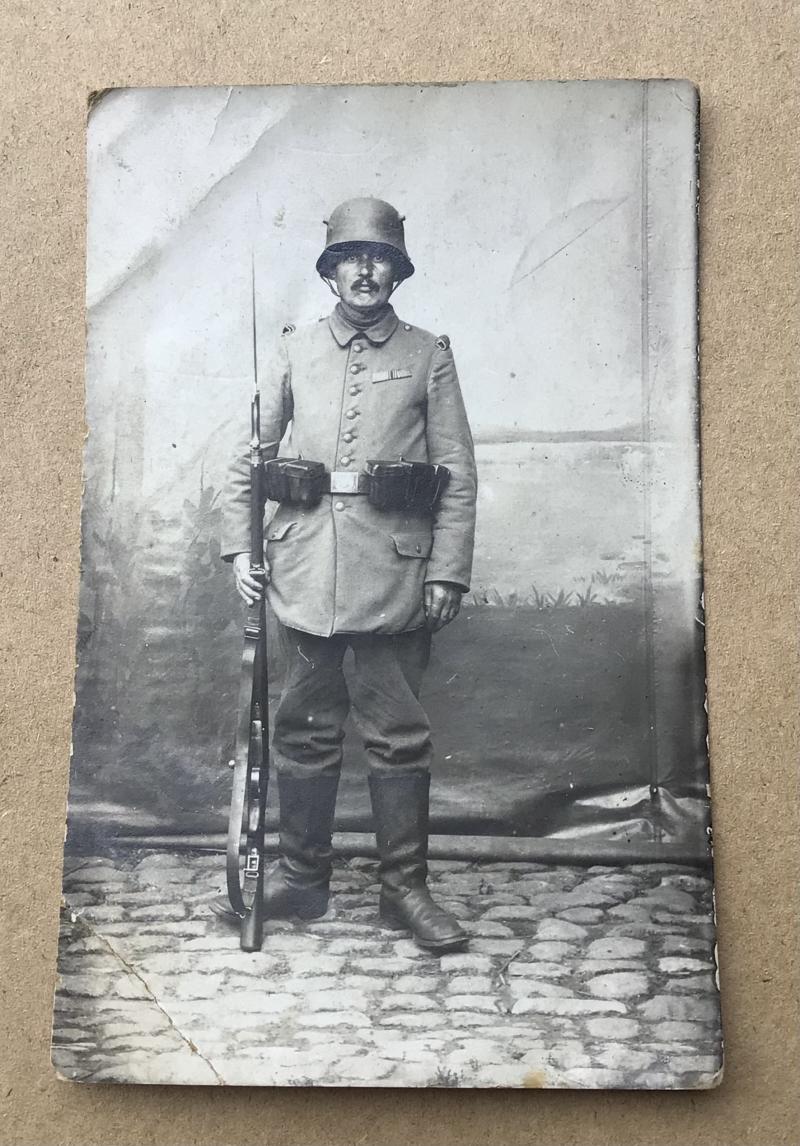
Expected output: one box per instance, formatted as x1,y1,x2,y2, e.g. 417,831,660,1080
53,80,721,1088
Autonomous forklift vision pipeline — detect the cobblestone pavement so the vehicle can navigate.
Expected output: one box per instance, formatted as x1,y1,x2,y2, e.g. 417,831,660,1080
53,852,722,1089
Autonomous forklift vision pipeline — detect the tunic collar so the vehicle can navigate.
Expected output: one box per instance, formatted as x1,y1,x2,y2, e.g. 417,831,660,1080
328,303,400,347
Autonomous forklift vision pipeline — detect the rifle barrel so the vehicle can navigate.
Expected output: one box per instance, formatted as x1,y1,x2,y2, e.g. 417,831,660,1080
251,251,259,393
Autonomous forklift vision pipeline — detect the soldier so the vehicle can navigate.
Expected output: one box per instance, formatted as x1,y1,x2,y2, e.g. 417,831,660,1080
215,197,477,953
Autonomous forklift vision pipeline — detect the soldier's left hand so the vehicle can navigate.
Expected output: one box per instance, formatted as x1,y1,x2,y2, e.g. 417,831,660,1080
424,582,463,632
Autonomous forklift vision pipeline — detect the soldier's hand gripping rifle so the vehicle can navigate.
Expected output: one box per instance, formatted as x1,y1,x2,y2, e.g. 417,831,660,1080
225,268,270,952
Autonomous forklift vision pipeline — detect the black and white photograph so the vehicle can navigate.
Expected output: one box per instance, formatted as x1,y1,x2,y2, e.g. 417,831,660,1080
53,79,722,1089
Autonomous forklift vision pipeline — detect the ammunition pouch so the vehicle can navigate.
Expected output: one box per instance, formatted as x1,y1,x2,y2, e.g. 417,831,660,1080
263,459,326,507
263,458,450,512
364,460,450,512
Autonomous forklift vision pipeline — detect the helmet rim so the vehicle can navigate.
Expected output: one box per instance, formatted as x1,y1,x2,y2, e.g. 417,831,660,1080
316,197,415,282
316,240,414,282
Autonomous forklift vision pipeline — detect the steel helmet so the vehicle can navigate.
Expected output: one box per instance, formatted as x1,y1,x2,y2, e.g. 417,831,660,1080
316,197,415,281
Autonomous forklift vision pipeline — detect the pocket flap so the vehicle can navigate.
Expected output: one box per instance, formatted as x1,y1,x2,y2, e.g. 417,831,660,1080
266,520,297,542
391,532,433,559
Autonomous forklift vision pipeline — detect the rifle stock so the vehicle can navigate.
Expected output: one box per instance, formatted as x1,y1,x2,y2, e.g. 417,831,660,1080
241,847,265,952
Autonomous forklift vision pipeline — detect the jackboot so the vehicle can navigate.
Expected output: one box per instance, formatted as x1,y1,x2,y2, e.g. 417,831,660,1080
210,772,339,925
368,771,467,953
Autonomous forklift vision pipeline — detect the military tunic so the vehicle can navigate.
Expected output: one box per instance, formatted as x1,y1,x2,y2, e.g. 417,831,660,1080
221,304,477,637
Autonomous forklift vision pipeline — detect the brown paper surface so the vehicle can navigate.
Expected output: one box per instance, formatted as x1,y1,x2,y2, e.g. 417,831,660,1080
1,3,797,1143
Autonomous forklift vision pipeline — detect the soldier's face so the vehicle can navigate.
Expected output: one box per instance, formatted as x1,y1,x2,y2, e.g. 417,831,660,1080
334,247,395,310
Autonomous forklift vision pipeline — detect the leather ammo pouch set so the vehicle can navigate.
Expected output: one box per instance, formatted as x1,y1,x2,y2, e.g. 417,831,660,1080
263,458,450,511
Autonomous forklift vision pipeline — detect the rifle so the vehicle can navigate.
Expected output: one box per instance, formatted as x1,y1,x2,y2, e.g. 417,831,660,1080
225,265,270,952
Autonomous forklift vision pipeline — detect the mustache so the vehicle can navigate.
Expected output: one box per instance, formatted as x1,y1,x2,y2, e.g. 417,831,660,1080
350,277,378,289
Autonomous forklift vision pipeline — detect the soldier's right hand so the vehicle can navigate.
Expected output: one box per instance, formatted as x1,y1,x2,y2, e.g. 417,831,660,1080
233,552,270,605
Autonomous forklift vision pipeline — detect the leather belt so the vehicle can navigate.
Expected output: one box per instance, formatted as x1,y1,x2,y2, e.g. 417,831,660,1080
325,471,370,495
262,457,450,510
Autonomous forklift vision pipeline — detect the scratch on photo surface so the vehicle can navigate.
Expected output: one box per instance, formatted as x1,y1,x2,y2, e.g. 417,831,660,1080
209,87,235,144
90,106,291,311
671,86,694,113
532,628,559,657
509,196,630,286
61,912,227,1085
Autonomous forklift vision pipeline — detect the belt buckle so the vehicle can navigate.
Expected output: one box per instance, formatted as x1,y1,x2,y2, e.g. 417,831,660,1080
330,470,361,494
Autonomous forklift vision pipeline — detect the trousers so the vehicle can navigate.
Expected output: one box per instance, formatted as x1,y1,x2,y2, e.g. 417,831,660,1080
272,625,433,779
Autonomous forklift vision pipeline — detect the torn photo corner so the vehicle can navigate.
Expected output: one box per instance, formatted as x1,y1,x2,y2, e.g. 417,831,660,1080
54,79,721,1089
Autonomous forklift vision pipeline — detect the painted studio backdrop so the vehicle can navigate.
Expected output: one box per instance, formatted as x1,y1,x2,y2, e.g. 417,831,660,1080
68,81,707,858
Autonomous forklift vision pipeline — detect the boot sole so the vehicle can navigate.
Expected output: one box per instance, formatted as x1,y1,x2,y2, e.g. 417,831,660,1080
208,899,328,925
379,912,469,952
294,903,330,920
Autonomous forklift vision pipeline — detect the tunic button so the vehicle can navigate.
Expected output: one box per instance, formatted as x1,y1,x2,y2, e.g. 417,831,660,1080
415,544,421,553
404,324,411,331
346,409,358,419
343,432,354,443
349,385,360,395
334,501,345,511
340,456,351,465
350,364,362,374
352,343,363,352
